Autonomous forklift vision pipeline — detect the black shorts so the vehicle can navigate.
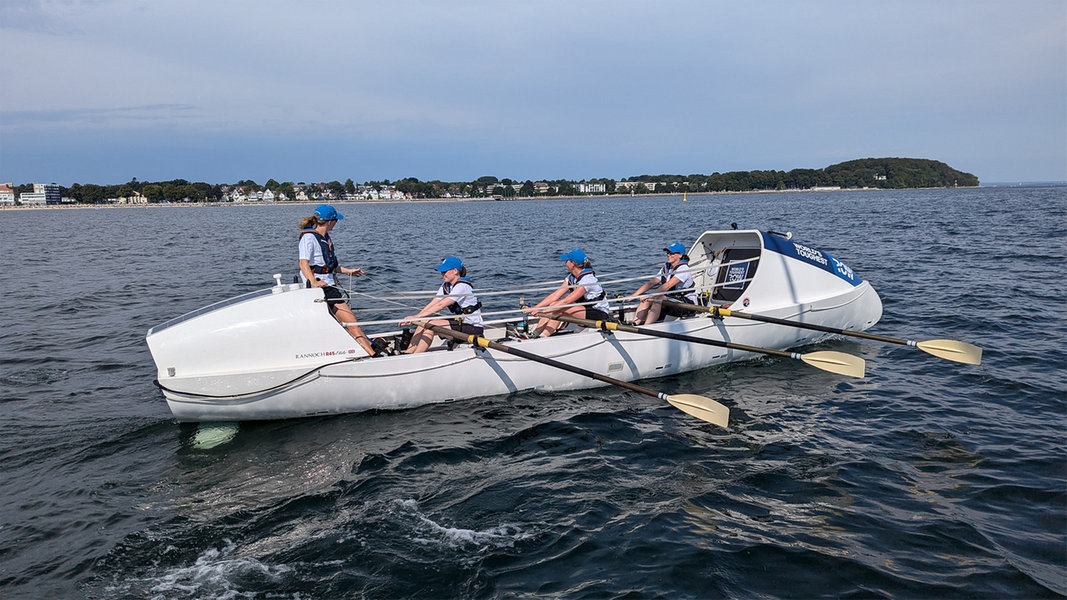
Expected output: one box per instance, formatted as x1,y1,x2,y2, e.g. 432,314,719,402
448,321,484,336
585,307,611,321
318,284,346,305
662,296,694,318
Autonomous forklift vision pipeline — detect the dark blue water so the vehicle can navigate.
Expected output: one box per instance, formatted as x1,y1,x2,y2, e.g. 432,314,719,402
1,187,1064,598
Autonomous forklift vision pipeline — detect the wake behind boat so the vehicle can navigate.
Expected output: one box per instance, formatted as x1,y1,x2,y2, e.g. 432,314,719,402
147,228,887,423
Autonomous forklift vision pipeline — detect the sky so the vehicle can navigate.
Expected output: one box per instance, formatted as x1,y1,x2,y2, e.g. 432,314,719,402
1,0,1064,186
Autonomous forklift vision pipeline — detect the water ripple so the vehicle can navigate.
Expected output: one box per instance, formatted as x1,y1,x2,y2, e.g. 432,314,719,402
0,188,1063,598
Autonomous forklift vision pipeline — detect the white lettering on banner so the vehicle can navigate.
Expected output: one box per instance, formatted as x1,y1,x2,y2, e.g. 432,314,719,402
793,243,828,265
833,258,855,281
724,265,748,289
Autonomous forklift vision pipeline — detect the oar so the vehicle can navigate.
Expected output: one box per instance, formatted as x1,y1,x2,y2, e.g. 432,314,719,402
663,300,982,365
421,323,730,427
547,313,865,378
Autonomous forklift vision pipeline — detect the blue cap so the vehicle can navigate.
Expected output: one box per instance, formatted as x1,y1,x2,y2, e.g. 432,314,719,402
434,255,464,272
314,204,344,221
663,242,686,254
559,249,588,263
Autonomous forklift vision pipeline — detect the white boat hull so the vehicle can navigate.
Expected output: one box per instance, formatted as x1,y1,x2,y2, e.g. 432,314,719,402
147,229,883,422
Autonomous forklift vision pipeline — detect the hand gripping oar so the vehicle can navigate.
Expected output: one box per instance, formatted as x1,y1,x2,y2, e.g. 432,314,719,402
422,323,729,427
547,313,865,378
662,300,982,365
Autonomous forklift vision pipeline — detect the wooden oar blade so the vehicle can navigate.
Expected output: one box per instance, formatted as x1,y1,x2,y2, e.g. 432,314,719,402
800,351,866,378
666,394,730,428
916,339,983,365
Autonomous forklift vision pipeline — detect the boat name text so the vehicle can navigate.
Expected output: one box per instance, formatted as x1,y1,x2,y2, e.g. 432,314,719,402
832,257,855,281
296,348,357,359
793,242,828,265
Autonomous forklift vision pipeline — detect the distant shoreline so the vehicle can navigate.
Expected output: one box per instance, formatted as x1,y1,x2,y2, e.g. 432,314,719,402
0,186,994,211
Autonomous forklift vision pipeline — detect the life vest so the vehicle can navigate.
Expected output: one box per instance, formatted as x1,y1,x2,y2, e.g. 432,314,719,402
566,268,606,302
301,230,338,274
443,277,482,314
660,259,694,288
660,259,697,300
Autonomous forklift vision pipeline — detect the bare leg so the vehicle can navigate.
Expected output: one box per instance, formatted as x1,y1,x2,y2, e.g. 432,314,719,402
643,298,664,325
534,315,560,337
536,306,584,338
633,298,652,325
405,319,450,354
332,302,376,355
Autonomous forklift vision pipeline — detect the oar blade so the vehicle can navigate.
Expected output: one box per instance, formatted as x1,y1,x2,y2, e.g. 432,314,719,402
666,394,730,428
800,351,866,378
916,339,983,365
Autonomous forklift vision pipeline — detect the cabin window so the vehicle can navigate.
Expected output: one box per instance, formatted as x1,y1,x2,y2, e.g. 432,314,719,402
713,248,760,302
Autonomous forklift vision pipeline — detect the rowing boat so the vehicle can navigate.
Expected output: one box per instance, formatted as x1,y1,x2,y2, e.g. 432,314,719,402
146,229,883,423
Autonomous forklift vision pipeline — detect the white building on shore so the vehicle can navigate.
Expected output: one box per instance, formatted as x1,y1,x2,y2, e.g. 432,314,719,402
112,191,149,204
0,183,14,205
19,183,62,205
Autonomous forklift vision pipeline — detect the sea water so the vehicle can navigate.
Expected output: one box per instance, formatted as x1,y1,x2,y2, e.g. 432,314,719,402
0,186,1064,598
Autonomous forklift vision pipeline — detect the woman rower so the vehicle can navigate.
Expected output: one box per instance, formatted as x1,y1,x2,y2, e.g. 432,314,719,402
399,256,484,353
523,249,611,337
298,204,377,357
627,241,698,325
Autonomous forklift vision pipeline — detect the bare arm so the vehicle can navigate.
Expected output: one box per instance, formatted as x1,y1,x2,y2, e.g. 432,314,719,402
400,295,456,325
299,258,327,288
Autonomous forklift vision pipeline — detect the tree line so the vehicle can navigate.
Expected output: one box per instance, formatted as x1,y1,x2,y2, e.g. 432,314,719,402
12,158,978,204
627,158,979,192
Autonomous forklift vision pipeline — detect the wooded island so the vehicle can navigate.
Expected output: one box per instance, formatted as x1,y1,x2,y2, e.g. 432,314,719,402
8,157,979,205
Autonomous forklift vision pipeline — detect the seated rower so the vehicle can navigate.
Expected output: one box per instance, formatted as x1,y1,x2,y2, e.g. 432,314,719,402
399,256,484,353
523,249,611,337
627,242,698,325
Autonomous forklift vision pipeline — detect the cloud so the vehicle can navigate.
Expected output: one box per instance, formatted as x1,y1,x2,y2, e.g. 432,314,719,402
4,103,196,127
0,0,102,34
1,0,1064,184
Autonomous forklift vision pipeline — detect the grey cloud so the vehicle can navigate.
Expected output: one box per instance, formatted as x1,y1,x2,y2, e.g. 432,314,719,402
3,103,197,126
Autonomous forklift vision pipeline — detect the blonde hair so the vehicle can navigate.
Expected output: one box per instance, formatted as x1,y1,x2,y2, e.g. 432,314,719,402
298,215,322,230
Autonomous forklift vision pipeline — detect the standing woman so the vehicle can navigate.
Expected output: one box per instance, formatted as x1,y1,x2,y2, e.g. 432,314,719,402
399,256,484,353
627,241,698,325
298,204,376,357
524,249,611,338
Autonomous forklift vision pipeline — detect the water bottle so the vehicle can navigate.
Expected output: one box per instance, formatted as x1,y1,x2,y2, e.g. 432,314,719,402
520,296,529,334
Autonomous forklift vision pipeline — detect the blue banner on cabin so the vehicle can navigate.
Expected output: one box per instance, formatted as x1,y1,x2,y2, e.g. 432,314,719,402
722,262,750,290
760,232,863,286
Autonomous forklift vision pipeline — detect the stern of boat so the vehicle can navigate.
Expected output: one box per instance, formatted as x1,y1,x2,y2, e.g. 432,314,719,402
146,285,370,401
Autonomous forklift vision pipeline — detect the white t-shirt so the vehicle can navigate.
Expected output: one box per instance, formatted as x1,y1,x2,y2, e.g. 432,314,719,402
658,262,697,303
299,233,335,286
568,270,610,313
438,280,483,327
